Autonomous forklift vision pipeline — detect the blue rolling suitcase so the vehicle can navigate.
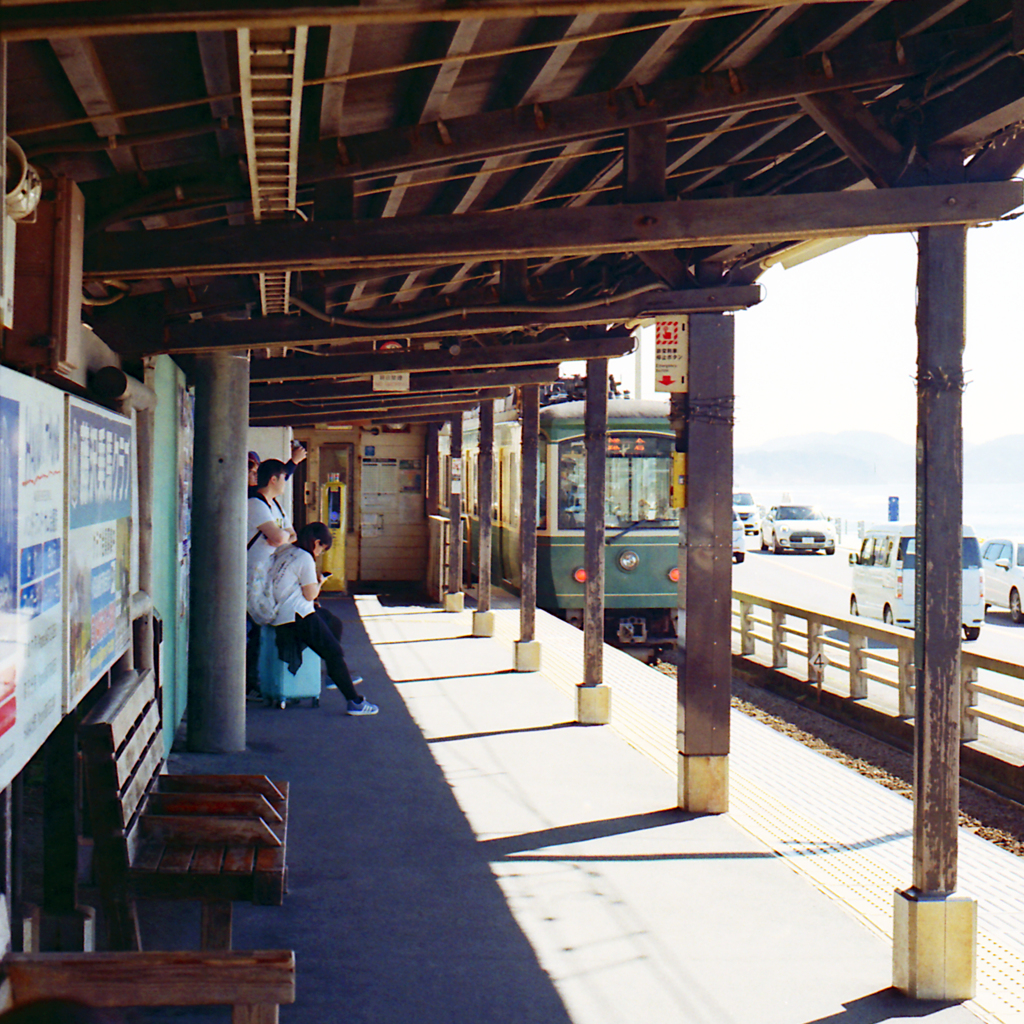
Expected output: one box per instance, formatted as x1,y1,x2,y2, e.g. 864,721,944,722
258,625,322,709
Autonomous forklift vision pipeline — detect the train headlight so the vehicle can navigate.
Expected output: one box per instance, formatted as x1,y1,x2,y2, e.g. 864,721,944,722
667,567,679,582
617,550,640,572
573,567,587,583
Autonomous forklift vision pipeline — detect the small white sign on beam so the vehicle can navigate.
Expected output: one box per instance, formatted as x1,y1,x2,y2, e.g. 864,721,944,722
654,316,689,393
372,372,410,392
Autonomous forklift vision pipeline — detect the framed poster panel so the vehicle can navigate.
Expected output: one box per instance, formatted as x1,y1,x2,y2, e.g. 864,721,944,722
0,367,65,789
66,396,133,710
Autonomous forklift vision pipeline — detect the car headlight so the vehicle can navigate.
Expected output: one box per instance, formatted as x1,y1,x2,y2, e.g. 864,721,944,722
618,550,640,571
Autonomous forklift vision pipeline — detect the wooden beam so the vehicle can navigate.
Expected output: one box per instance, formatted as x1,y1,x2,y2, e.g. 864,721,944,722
256,399,485,426
249,385,511,420
125,288,757,356
1,1,843,42
85,182,1023,280
250,366,559,403
249,334,635,382
797,90,913,188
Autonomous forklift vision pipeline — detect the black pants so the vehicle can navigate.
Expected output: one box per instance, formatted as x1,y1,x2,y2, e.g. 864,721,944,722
293,606,360,702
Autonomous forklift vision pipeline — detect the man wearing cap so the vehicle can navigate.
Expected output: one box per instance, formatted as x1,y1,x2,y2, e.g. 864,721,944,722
247,443,307,498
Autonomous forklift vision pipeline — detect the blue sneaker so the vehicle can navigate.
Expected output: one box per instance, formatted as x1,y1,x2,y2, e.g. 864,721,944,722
346,698,378,716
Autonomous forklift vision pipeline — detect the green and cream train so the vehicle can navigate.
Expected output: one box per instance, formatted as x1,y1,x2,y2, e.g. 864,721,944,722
441,398,681,655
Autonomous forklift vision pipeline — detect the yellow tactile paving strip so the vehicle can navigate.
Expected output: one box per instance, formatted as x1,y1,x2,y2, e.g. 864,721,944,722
482,607,1024,1024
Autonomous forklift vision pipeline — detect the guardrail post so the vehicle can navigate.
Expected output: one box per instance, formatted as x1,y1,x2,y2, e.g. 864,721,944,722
739,600,755,656
771,610,787,668
960,663,979,742
898,644,915,718
807,619,823,690
848,632,867,699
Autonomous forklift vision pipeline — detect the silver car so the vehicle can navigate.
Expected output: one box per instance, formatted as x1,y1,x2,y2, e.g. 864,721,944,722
760,504,837,555
981,537,1024,623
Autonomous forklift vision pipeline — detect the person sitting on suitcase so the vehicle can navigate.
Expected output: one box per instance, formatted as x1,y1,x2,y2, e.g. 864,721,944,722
267,522,378,716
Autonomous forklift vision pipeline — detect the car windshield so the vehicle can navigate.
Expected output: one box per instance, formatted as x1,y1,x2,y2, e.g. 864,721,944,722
734,492,754,505
898,536,982,570
776,505,824,521
557,433,678,530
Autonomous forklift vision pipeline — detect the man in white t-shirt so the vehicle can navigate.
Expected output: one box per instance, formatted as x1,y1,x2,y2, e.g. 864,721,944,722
266,522,377,716
246,459,296,695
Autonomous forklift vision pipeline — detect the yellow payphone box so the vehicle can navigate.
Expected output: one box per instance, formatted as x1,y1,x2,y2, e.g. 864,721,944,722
320,480,347,591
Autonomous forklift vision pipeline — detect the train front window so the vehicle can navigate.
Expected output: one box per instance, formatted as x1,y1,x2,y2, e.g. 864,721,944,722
557,434,677,530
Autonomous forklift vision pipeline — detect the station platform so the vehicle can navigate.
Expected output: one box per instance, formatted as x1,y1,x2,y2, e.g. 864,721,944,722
160,594,1024,1024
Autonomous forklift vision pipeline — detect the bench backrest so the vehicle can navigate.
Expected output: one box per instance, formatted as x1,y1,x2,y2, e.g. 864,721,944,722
79,670,164,872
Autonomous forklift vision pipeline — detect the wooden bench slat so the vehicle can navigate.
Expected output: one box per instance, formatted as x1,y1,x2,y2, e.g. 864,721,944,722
222,846,256,874
141,815,282,848
114,699,162,789
190,845,226,874
132,841,165,872
121,739,165,829
157,845,195,873
159,775,286,803
148,791,283,823
5,949,296,1007
80,669,158,752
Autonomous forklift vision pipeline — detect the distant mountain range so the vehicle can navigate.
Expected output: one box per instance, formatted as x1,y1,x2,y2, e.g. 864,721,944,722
735,431,1024,487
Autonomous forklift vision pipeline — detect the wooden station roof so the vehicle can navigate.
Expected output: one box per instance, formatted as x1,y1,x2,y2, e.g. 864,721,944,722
5,1,1024,425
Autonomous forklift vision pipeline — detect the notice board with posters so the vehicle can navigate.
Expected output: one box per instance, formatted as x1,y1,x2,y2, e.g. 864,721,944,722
0,367,65,790
66,397,133,710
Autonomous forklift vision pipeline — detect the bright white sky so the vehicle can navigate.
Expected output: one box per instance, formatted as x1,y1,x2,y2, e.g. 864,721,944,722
581,214,1022,450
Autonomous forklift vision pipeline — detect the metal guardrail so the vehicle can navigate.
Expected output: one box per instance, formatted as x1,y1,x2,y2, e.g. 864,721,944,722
732,591,1024,744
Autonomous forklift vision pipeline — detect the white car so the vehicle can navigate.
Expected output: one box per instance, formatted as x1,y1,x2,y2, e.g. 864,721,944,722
733,491,761,535
760,504,837,555
733,511,745,564
981,537,1024,623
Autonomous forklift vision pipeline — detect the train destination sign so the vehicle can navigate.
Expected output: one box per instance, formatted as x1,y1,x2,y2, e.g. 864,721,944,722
654,317,689,393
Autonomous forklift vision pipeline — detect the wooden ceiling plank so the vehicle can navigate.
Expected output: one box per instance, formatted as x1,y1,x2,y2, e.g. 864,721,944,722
319,23,356,138
251,384,512,418
300,24,969,181
85,183,1022,281
6,1,827,42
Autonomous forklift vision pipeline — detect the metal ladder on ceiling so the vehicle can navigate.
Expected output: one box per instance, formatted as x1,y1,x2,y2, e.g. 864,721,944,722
238,26,308,317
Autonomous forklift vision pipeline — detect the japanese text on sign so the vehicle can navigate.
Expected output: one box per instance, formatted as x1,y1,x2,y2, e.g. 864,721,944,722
654,316,689,393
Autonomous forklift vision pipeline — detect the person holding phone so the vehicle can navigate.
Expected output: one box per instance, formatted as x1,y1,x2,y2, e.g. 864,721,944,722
266,522,376,716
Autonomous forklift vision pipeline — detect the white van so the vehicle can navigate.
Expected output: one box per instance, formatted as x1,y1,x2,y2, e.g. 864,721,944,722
849,523,984,640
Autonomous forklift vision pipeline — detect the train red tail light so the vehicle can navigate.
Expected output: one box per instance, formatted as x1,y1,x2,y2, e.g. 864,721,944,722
668,567,679,582
573,568,587,583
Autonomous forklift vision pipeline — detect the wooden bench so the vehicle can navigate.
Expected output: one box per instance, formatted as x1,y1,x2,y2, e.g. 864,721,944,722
79,669,289,951
0,897,295,1024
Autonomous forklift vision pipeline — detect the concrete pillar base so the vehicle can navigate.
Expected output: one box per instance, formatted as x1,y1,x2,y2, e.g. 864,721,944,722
23,904,96,952
443,591,464,613
678,754,729,813
893,889,977,1000
577,684,610,724
472,610,494,636
514,640,541,672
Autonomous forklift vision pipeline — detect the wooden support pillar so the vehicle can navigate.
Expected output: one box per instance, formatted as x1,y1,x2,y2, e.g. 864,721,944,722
578,359,610,723
515,384,541,671
473,401,495,637
894,224,976,1001
444,413,465,612
677,314,733,813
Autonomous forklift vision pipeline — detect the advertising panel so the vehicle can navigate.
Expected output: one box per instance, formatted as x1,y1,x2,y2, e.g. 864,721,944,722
66,397,133,709
0,367,65,789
